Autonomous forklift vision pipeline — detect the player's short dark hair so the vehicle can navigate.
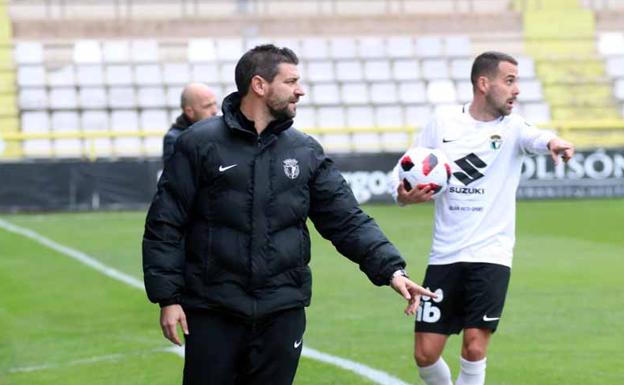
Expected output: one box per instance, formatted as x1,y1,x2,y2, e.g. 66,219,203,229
235,44,299,96
470,51,518,88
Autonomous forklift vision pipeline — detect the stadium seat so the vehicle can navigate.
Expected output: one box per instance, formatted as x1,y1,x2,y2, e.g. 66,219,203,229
386,36,414,58
108,87,136,108
291,106,312,129
191,63,220,83
405,104,433,129
273,38,301,55
300,38,329,59
140,109,168,131
363,59,391,81
426,80,457,104
102,40,130,63
370,82,398,104
134,64,163,85
605,56,624,78
456,80,473,103
345,106,374,128
188,38,217,62
18,88,47,109
329,37,357,59
522,102,551,123
111,110,142,157
341,82,369,105
49,88,78,109
47,65,76,87
393,59,421,80
517,56,536,78
518,79,544,102
17,65,45,86
163,63,191,85
335,60,363,81
76,64,105,86
415,36,443,58
615,79,624,101
78,87,107,109
165,85,183,108
317,106,345,128
51,111,82,157
357,37,385,59
81,110,112,158
216,38,244,61
597,32,624,56
21,111,51,157
398,81,427,104
14,41,43,64
131,39,159,63
375,105,404,127
421,58,450,80
305,60,334,82
137,86,166,108
219,62,236,83
105,64,133,85
311,83,341,105
444,35,471,57
450,58,472,80
73,40,102,63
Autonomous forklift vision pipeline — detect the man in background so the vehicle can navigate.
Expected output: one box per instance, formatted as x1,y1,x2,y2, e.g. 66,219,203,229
162,82,218,162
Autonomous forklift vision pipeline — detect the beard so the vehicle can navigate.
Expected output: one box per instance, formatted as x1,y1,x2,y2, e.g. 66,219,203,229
267,93,297,121
485,93,512,117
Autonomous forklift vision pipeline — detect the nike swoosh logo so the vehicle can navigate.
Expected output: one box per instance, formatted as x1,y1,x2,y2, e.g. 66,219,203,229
218,164,237,172
483,315,500,322
294,339,302,349
442,138,456,143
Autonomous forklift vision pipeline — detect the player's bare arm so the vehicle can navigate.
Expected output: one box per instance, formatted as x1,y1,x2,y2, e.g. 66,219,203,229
548,138,575,165
396,180,434,205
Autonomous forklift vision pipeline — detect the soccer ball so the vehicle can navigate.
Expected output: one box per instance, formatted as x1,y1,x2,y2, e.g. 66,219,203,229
398,147,451,198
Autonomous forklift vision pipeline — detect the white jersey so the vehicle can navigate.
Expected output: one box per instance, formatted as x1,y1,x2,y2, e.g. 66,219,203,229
392,104,555,267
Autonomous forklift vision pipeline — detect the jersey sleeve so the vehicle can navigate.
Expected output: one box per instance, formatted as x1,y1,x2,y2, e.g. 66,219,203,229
518,119,556,155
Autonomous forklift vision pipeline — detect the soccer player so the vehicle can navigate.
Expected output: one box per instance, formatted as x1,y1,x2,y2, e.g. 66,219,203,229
143,44,435,385
391,51,574,385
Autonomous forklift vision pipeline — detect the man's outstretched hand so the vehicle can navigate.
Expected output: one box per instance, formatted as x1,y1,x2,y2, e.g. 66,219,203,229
390,276,437,316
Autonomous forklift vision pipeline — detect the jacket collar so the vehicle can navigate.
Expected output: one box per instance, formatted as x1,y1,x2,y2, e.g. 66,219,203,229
222,92,293,140
172,113,194,131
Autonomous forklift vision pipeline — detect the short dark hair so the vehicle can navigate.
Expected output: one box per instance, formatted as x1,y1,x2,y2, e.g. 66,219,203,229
234,44,299,96
470,51,518,88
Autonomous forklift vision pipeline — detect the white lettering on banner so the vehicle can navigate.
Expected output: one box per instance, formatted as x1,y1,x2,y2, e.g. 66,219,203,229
521,150,624,180
342,171,393,204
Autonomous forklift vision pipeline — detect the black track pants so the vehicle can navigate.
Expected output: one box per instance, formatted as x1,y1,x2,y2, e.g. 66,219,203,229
182,308,306,385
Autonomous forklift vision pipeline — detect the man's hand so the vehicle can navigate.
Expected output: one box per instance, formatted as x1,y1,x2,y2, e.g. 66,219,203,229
548,138,575,165
160,304,189,346
390,275,437,316
397,181,434,206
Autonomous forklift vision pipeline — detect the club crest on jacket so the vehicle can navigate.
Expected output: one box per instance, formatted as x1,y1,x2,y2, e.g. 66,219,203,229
283,159,300,179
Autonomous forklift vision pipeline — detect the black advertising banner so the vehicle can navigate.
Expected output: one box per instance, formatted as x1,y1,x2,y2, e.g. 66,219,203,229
0,148,622,212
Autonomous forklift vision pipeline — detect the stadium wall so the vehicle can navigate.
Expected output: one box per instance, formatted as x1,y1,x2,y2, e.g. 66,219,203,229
1,149,623,212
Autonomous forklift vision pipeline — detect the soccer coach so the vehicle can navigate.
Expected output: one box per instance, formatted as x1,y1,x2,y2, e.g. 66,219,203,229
142,44,435,385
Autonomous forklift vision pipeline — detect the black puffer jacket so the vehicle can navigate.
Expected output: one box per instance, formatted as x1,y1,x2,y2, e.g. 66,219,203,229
162,113,193,162
143,92,406,319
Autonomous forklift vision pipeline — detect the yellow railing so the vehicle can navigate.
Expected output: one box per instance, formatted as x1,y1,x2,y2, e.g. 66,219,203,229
1,121,623,160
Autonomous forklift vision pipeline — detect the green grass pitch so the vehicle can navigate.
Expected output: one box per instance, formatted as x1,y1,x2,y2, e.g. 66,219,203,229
0,199,623,384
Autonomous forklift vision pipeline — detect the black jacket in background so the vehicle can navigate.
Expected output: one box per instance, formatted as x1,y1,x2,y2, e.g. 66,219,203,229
143,92,406,320
162,113,193,162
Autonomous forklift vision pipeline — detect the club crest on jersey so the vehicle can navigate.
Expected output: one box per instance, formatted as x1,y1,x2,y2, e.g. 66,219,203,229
490,134,502,150
283,159,300,179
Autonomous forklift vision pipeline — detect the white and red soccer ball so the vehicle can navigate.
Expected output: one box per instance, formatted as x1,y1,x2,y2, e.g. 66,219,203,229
399,147,452,198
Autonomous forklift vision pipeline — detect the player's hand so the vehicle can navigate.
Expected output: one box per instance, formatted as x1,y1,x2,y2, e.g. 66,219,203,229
160,304,189,346
396,181,434,205
548,138,575,165
390,276,437,316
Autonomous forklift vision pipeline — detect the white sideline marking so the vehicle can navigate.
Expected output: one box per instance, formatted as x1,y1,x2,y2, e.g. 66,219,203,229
9,347,172,373
0,218,410,385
